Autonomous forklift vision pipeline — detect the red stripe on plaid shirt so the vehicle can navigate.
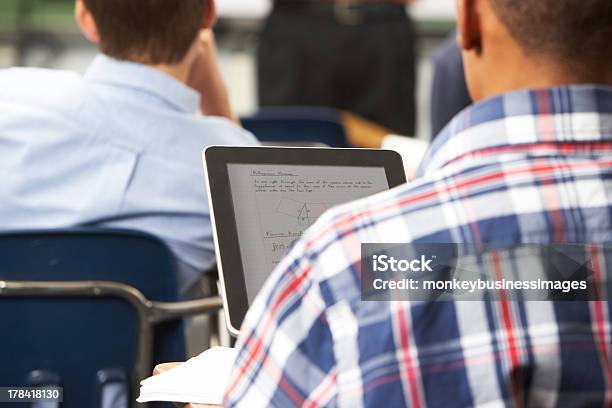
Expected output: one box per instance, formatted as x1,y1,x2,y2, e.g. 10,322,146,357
533,157,567,243
492,251,524,408
226,265,313,403
394,303,425,408
536,90,555,143
303,372,337,408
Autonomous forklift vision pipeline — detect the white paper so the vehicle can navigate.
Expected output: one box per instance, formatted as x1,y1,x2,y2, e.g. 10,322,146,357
382,135,429,180
137,347,238,405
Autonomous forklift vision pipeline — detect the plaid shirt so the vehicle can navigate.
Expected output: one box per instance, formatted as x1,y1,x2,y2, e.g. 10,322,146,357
225,85,612,407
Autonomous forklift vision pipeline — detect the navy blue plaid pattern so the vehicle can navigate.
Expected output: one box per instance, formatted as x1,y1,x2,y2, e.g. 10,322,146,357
225,85,612,407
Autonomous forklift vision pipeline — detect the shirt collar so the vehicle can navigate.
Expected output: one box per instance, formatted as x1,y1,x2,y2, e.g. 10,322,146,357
417,84,612,177
84,54,201,113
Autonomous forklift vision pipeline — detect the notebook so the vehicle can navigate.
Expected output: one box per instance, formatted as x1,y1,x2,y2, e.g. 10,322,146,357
137,347,237,405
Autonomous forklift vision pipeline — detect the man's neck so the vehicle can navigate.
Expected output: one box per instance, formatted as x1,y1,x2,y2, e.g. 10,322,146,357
149,62,191,85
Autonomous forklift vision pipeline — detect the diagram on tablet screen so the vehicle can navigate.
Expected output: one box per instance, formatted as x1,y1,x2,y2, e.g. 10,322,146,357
227,163,391,302
276,197,327,226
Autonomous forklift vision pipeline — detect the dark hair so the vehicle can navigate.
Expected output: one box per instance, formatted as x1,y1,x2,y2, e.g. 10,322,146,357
82,0,207,64
490,0,612,75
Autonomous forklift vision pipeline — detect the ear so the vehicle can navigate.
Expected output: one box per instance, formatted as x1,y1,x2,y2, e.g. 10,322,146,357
456,0,481,52
202,0,218,29
75,0,100,44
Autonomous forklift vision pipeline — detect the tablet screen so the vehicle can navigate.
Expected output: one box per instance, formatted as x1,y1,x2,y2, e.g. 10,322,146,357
227,163,390,302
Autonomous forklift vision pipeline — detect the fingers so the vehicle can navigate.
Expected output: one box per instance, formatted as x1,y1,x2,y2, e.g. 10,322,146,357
152,362,184,376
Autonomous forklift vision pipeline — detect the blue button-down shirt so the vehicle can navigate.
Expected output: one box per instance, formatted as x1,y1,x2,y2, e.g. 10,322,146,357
0,55,258,295
227,85,612,407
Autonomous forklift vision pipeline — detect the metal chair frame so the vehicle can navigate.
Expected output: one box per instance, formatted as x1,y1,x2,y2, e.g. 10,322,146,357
0,279,223,407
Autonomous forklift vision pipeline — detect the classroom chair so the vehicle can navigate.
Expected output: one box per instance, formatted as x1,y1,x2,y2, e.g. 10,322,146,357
0,228,223,408
241,106,349,147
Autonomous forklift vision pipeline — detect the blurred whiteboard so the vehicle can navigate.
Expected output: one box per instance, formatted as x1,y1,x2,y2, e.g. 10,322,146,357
410,0,455,20
216,0,455,20
216,0,271,19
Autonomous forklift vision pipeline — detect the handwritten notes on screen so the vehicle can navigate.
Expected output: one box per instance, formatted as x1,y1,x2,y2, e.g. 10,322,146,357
227,164,389,302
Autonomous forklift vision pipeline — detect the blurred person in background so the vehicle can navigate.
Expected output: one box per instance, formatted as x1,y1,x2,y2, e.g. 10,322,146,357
430,30,471,139
258,0,418,136
0,0,257,299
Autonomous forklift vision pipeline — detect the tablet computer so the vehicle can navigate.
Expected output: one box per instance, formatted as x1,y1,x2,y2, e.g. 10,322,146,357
203,146,406,336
